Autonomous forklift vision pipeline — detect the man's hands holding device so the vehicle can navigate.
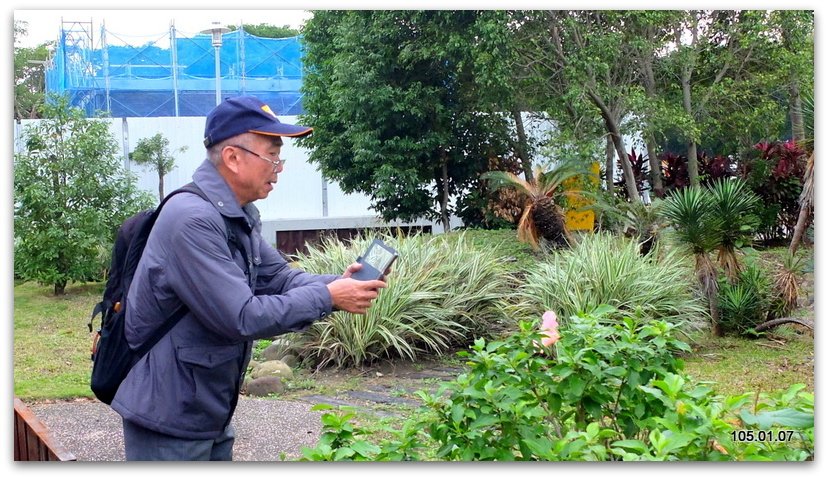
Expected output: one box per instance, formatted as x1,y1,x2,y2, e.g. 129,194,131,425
327,240,399,315
327,273,386,315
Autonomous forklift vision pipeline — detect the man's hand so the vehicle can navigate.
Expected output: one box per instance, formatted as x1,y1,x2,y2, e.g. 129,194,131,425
341,262,394,281
342,262,363,278
327,278,387,315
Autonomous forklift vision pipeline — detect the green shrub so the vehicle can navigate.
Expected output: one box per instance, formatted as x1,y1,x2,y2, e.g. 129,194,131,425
289,232,513,368
300,308,813,461
718,262,771,335
519,232,707,331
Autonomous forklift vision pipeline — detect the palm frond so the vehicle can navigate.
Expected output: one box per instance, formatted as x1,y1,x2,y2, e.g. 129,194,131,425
481,170,535,198
662,187,720,254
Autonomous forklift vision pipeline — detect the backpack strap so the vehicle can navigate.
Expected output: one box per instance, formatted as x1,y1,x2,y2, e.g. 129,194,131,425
176,182,244,269
130,182,247,354
178,183,255,289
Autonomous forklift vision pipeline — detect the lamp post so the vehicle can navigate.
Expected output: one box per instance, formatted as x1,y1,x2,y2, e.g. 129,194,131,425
201,22,230,106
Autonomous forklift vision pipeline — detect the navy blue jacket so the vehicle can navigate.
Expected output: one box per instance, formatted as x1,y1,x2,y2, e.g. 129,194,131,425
111,160,338,439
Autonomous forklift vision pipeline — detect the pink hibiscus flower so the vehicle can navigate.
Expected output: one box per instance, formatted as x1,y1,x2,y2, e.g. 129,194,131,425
540,310,560,346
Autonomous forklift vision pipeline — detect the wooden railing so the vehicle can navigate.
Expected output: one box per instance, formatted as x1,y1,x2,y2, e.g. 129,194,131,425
13,397,76,461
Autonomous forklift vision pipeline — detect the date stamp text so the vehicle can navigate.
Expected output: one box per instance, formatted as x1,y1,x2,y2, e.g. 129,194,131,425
731,430,796,442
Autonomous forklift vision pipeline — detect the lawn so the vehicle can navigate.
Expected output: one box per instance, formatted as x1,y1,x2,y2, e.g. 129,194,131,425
12,230,814,406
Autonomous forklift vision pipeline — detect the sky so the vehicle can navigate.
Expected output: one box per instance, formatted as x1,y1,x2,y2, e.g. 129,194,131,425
13,9,315,48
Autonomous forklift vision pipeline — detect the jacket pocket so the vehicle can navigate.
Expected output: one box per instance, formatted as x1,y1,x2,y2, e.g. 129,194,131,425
178,344,239,368
176,344,242,431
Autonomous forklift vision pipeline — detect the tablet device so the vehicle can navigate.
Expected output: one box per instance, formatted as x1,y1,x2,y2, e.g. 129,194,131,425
351,239,399,281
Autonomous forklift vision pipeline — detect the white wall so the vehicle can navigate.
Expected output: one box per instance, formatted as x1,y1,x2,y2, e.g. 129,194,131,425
13,116,458,235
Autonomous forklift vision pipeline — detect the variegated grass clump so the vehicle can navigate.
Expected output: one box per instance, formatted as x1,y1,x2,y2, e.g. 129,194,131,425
519,232,708,332
288,231,514,368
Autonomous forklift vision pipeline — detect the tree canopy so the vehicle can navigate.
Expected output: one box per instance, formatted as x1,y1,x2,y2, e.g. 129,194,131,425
14,96,154,294
14,20,50,120
299,11,516,228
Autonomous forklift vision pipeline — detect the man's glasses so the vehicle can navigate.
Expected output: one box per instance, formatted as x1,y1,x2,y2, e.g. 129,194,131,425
230,144,285,169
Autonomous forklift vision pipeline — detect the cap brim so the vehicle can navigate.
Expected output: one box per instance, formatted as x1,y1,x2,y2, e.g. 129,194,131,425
249,123,313,138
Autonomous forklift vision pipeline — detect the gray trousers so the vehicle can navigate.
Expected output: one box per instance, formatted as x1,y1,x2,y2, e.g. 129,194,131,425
122,418,235,461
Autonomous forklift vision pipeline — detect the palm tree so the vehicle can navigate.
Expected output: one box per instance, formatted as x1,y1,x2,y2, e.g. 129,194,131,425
482,163,583,249
708,178,760,282
790,91,814,255
662,187,723,336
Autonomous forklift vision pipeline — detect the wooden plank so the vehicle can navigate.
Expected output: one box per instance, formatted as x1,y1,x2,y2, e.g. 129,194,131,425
14,412,24,460
13,397,76,461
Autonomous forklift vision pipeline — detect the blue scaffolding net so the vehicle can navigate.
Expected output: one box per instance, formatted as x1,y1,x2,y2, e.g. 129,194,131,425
46,23,305,117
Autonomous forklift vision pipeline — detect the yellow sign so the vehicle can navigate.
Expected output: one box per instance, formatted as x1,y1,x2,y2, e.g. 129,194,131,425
564,162,600,231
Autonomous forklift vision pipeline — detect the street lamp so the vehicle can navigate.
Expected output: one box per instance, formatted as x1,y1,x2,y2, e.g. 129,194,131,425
200,22,230,106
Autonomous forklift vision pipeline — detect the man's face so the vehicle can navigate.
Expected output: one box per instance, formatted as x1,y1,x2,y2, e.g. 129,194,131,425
228,134,284,205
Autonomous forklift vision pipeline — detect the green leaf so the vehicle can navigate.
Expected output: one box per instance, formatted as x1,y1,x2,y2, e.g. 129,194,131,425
612,439,648,454
332,447,355,461
469,414,499,430
739,408,814,429
350,441,381,458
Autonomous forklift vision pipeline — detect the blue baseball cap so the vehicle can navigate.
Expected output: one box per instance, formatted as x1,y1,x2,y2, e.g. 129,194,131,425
203,95,313,147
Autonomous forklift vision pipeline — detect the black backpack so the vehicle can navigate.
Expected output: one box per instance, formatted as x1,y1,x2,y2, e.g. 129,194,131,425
88,182,241,404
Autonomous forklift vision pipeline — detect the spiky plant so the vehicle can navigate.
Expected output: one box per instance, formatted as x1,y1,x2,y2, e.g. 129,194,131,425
662,187,724,336
708,178,760,282
520,232,707,332
771,251,804,319
289,232,513,368
482,162,583,249
718,282,764,335
590,192,667,256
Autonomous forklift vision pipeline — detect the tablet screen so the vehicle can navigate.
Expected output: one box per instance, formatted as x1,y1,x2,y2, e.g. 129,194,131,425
364,243,395,271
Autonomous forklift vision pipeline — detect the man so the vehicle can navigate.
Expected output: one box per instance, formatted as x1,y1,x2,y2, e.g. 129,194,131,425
111,96,387,460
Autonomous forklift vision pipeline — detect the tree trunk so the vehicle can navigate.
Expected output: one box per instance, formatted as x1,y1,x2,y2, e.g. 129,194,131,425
790,152,814,255
54,281,66,296
604,135,615,195
587,90,640,202
754,317,814,333
157,171,165,201
696,253,721,336
641,49,664,198
440,152,450,232
646,137,663,198
511,108,534,182
680,70,700,188
686,141,699,187
611,130,640,202
789,73,805,143
678,24,700,188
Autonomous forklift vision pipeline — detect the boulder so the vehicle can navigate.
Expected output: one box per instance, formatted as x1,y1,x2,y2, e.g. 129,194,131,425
279,354,298,368
261,340,291,361
245,376,285,397
252,360,294,380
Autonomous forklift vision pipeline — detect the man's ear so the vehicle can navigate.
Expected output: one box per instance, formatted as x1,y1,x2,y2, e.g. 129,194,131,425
220,145,242,174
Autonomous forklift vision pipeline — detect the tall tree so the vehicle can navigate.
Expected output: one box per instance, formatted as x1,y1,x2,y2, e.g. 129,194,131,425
130,133,187,201
13,20,50,120
772,11,814,143
624,11,685,199
14,95,153,295
515,11,643,201
666,11,784,186
299,11,514,228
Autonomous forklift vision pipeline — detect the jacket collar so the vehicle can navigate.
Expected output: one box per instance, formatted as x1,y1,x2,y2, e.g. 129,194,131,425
192,159,259,226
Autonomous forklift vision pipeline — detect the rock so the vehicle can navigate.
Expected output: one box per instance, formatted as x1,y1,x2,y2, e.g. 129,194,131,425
280,354,298,368
245,377,285,397
253,360,294,380
262,340,291,361
247,359,261,372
